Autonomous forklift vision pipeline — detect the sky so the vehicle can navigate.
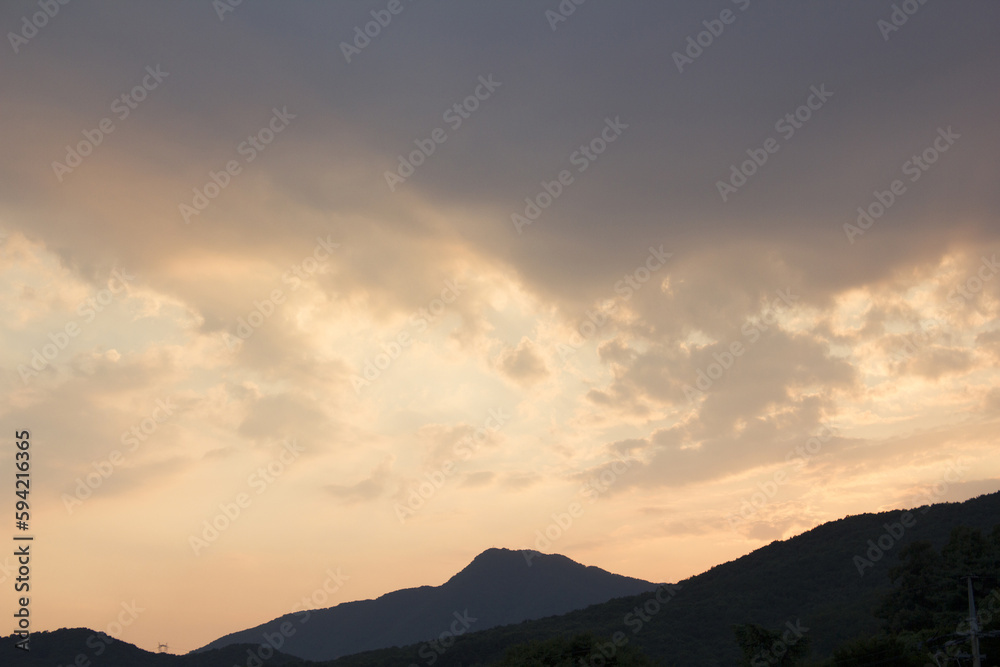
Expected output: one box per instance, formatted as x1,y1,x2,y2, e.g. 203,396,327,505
1,0,1000,655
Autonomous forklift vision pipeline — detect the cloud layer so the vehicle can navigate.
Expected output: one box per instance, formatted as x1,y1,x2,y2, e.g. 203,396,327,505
1,0,998,654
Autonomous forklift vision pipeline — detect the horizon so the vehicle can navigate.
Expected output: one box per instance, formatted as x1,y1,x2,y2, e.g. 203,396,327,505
164,494,1000,642
2,0,999,657
4,494,998,655
8,496,998,652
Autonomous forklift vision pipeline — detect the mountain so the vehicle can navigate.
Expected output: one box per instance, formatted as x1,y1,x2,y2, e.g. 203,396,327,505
322,490,1000,666
196,547,660,661
0,628,306,666
6,491,998,666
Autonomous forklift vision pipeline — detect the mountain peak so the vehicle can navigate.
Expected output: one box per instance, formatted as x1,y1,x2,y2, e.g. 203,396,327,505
447,547,582,585
465,546,543,567
197,547,658,661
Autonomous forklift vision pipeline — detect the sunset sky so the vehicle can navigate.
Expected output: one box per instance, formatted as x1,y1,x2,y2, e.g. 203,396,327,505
2,0,999,655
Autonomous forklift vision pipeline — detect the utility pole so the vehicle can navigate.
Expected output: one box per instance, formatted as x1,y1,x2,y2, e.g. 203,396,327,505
966,576,982,667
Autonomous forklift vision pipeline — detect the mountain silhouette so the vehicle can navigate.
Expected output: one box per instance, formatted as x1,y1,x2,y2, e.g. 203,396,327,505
196,547,659,661
325,490,1000,666
6,491,998,666
0,628,304,666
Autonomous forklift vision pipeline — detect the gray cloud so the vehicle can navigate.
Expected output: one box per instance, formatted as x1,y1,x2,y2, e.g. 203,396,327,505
496,336,548,386
2,2,1000,651
326,458,393,505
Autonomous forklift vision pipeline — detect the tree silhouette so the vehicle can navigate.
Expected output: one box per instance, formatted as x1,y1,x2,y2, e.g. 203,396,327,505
733,623,810,666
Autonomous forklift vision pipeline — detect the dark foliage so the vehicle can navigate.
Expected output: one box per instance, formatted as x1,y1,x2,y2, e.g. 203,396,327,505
832,522,1000,666
494,632,656,666
5,492,1000,666
733,623,810,666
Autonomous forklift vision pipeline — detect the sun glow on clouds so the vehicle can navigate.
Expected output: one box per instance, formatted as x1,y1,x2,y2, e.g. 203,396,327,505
1,0,999,654
5,195,1000,658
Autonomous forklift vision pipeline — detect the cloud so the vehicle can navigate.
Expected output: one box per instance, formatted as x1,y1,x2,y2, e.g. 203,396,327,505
460,471,495,488
417,422,478,468
900,345,974,380
496,336,548,386
237,391,337,447
745,520,796,543
658,518,717,538
3,1,1000,653
983,388,1000,413
502,471,541,490
326,458,393,504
